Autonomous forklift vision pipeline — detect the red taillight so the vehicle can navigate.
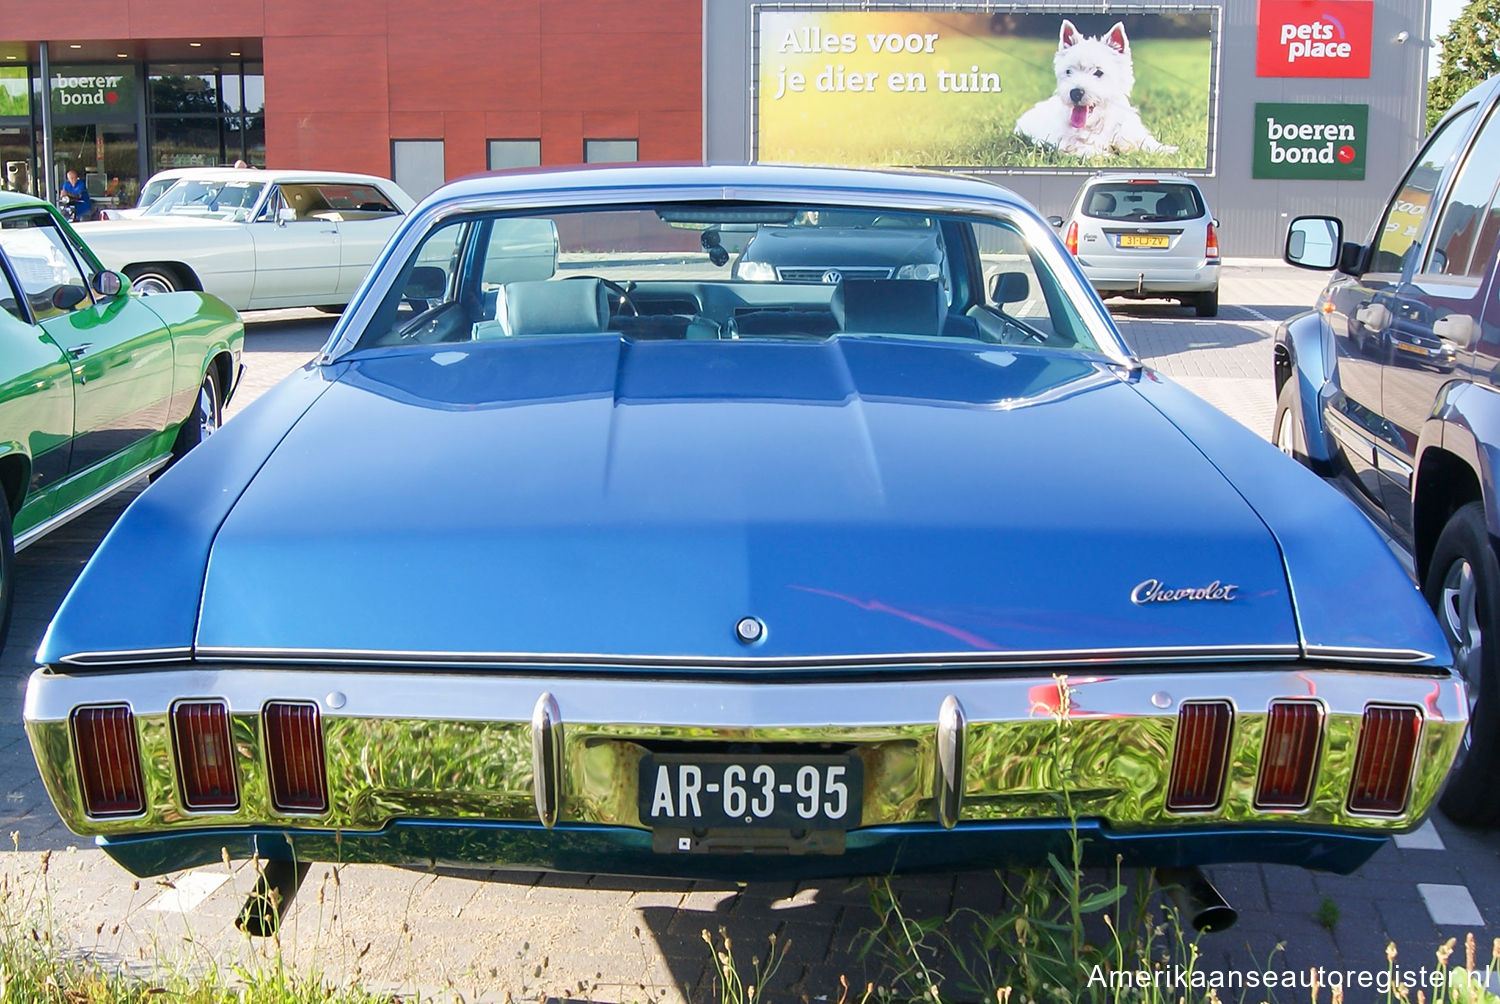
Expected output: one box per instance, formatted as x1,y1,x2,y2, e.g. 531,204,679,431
71,705,145,818
1064,221,1079,255
1205,223,1220,260
1347,705,1421,815
1166,701,1233,812
263,702,327,813
172,701,239,811
1255,700,1323,809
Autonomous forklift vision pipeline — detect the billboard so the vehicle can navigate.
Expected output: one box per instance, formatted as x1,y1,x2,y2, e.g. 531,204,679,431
1255,0,1373,78
1253,103,1367,180
755,9,1215,171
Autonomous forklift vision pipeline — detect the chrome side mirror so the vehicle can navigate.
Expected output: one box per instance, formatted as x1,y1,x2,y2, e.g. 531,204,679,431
277,207,297,227
91,270,124,298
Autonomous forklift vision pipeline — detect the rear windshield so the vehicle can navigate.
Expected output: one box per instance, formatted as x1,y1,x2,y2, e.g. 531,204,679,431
1080,183,1205,222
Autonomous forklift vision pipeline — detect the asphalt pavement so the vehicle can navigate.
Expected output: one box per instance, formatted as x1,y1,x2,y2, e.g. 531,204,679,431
2,264,1497,1001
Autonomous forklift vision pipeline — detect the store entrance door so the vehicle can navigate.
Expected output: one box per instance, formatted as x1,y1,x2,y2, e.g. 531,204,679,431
52,123,140,219
0,123,37,197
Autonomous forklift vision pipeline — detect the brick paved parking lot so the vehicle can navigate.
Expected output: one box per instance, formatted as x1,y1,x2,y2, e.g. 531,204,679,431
2,265,1497,1000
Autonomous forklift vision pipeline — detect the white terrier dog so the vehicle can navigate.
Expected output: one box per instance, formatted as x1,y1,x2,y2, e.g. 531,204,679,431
1014,20,1178,159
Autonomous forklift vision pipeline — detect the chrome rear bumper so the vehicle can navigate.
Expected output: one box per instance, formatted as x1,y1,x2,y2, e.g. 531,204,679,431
25,662,1467,872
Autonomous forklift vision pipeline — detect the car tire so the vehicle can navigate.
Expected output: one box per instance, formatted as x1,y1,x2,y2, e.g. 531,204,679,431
1194,287,1219,318
0,489,14,657
1272,376,1330,475
154,365,223,481
1424,502,1500,826
314,305,344,315
124,264,182,296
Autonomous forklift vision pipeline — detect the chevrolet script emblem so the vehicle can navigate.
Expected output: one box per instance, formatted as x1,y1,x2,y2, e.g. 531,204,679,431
1131,579,1238,605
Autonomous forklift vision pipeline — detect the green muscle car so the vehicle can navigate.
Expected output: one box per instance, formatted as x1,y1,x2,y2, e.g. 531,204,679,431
0,191,243,651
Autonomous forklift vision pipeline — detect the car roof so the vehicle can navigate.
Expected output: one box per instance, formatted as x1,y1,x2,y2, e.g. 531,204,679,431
1081,174,1204,186
158,168,401,187
0,191,49,212
429,163,1031,213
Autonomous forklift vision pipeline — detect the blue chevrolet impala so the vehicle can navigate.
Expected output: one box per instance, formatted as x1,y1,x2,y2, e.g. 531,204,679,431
23,165,1466,930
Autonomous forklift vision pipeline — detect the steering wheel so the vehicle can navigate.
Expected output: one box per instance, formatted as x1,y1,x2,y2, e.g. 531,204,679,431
564,275,639,317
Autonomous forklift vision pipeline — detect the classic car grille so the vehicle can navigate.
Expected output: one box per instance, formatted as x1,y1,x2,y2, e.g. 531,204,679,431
777,266,893,282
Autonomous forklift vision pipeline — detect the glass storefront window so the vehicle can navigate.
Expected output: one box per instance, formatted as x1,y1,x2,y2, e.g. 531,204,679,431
0,66,28,117
151,116,222,170
243,68,264,116
150,66,221,115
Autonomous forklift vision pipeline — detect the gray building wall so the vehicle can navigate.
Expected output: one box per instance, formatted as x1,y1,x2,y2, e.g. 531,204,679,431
704,1,1431,258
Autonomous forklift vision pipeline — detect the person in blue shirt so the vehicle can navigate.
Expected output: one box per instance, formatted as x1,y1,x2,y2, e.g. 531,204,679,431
60,169,92,221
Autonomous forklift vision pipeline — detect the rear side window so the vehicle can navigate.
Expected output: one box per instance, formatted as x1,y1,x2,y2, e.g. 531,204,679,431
1423,104,1500,284
1080,183,1204,222
1370,105,1478,274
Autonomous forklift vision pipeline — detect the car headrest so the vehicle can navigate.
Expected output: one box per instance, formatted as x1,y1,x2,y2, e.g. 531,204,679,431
1089,192,1117,215
839,278,943,336
488,279,610,338
1156,194,1183,217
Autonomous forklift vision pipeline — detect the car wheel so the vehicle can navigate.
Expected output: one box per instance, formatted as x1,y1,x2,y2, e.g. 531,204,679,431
1424,502,1500,826
0,489,13,657
155,366,223,480
125,264,180,296
1194,287,1219,318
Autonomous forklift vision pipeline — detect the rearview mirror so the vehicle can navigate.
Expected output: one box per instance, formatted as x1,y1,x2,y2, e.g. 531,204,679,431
277,207,297,226
989,270,1030,305
1046,215,1064,228
1285,216,1342,270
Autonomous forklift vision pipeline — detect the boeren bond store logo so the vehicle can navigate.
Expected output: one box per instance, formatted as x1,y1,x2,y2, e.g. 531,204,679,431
1253,102,1367,181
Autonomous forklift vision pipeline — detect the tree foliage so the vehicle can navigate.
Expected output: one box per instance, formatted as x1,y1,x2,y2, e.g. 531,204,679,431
1429,0,1500,130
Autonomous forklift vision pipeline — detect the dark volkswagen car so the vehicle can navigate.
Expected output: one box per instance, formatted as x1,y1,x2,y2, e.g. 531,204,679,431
734,209,948,293
1279,73,1500,826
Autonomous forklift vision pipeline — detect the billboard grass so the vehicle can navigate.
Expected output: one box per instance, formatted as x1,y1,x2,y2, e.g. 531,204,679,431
759,37,1210,170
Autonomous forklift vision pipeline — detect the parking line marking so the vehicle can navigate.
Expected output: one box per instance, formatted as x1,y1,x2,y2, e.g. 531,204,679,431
1394,819,1445,851
147,869,230,913
1416,883,1485,926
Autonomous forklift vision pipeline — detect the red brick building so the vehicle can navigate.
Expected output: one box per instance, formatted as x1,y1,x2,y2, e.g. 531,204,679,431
0,0,702,205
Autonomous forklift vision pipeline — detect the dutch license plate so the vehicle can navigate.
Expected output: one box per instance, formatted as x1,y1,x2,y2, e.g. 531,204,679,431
638,753,862,830
1119,234,1170,248
1396,341,1429,355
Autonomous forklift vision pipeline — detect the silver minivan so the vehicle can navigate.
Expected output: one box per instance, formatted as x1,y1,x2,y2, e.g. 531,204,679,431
1051,174,1220,317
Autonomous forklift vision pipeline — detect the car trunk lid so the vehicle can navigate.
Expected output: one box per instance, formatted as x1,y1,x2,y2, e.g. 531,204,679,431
194,336,1298,666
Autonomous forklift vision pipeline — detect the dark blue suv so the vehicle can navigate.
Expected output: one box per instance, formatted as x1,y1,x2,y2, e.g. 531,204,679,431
1278,75,1500,826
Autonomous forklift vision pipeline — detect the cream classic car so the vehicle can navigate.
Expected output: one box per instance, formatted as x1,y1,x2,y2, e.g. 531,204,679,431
75,170,416,311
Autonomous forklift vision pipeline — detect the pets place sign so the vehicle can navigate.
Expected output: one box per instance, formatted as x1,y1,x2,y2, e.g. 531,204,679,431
1255,0,1373,78
1253,103,1367,180
756,9,1214,171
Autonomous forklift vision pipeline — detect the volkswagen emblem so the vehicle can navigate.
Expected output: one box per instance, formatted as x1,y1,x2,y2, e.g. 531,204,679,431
821,270,842,285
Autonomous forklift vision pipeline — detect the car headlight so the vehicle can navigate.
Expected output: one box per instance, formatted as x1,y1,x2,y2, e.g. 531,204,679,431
896,263,942,281
737,260,777,282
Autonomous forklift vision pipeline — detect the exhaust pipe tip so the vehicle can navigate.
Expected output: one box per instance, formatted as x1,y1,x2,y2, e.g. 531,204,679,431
1156,865,1238,934
236,859,311,938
